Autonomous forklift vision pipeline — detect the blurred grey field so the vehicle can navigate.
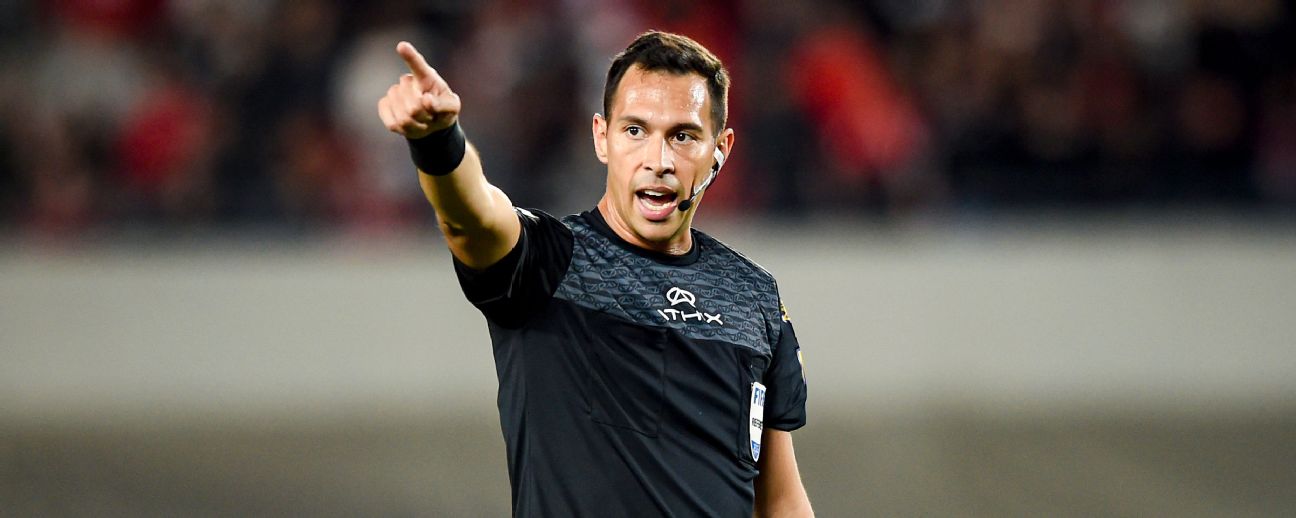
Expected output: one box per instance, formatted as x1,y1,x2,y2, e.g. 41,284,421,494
5,410,1296,516
4,219,1295,516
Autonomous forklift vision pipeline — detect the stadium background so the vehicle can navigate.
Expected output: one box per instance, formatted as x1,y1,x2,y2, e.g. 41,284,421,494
2,0,1295,515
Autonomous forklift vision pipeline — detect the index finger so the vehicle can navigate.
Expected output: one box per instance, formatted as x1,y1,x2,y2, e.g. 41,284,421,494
397,41,434,82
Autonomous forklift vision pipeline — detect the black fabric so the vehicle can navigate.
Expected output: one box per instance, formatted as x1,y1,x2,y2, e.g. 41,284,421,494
580,208,701,266
453,207,573,328
453,207,808,517
407,121,467,176
765,319,807,431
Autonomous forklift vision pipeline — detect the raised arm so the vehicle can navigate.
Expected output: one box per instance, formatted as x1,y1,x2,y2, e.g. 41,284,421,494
377,41,520,270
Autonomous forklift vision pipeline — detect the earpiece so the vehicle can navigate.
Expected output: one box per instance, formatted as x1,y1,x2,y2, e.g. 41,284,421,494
678,147,725,212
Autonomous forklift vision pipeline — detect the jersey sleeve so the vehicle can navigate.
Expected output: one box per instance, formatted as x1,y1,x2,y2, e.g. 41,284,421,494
763,310,808,431
452,208,573,328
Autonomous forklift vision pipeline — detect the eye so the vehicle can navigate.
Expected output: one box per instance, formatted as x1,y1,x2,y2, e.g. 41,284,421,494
626,126,643,137
672,132,695,143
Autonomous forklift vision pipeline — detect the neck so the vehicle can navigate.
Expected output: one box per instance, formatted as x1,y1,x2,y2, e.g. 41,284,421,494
597,198,693,256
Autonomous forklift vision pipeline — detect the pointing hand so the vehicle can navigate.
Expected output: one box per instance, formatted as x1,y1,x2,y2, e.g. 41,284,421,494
377,41,462,140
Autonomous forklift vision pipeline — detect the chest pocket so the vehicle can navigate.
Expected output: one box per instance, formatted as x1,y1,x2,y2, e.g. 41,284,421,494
581,312,667,437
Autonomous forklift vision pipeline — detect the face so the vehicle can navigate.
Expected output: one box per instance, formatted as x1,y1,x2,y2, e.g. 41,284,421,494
593,65,734,254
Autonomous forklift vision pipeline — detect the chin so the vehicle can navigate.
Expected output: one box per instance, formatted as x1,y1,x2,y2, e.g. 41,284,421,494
630,216,683,243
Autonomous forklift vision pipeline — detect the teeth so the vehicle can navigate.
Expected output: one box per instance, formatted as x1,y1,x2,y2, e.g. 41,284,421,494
637,188,675,213
640,193,670,210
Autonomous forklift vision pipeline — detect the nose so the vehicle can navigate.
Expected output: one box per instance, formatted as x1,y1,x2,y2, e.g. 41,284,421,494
642,135,675,176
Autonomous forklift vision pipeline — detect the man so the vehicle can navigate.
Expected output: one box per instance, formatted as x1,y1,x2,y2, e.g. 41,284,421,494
378,31,812,517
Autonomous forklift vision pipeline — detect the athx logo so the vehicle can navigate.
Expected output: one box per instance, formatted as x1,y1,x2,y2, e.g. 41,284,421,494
658,287,723,325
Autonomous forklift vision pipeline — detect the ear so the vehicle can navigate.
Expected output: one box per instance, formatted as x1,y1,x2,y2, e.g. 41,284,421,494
714,127,735,169
592,113,609,164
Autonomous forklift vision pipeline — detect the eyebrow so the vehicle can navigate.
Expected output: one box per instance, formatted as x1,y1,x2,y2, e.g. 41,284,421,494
616,115,706,135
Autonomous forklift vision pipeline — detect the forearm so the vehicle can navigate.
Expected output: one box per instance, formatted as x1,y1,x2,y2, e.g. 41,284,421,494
415,142,518,269
418,143,508,234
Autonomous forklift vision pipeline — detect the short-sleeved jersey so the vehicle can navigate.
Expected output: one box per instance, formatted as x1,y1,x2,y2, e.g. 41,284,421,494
454,207,807,517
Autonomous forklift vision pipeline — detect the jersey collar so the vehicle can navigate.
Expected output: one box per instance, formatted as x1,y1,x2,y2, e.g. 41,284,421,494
581,208,702,266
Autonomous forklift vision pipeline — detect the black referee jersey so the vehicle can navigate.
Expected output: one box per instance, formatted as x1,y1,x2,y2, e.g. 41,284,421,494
453,207,808,517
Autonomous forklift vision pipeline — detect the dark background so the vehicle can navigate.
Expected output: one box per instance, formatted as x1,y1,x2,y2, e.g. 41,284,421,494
2,0,1295,232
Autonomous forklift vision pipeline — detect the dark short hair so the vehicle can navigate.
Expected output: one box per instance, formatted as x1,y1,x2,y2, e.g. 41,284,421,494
603,31,730,134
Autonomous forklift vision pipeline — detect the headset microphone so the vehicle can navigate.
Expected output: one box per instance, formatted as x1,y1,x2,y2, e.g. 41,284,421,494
677,148,725,212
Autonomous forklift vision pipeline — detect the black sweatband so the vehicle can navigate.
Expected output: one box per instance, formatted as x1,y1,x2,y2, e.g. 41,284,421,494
407,121,467,176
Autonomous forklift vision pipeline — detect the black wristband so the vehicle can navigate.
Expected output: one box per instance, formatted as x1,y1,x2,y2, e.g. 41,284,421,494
407,121,467,176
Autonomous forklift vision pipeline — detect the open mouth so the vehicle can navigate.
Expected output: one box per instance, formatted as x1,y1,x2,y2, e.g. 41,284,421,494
635,187,679,221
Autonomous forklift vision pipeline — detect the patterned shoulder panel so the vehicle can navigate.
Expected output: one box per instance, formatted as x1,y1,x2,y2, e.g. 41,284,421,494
554,215,782,355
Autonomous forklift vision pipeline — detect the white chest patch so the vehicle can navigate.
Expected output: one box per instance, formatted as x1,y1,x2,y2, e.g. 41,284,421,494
749,381,766,462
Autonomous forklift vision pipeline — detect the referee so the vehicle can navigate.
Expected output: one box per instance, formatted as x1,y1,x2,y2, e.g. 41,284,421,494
378,31,812,517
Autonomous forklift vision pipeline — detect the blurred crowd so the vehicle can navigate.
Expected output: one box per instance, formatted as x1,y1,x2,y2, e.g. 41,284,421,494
1,0,1293,234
